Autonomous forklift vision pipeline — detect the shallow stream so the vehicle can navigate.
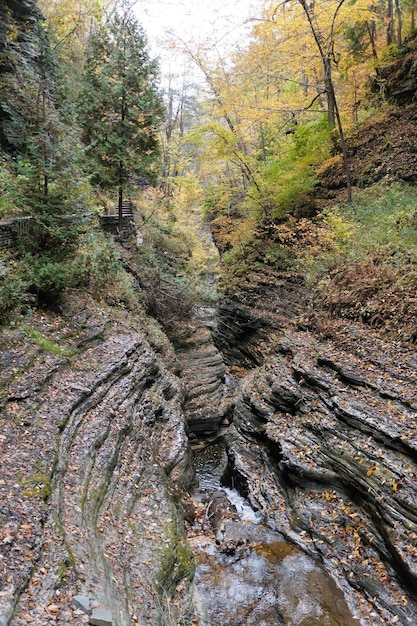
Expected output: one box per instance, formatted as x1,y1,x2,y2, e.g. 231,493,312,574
191,441,361,626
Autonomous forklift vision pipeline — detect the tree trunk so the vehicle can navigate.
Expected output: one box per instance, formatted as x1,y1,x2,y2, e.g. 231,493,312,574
118,183,123,233
119,83,126,233
297,0,352,202
387,0,395,45
323,55,336,126
366,19,379,61
333,90,352,203
395,0,402,46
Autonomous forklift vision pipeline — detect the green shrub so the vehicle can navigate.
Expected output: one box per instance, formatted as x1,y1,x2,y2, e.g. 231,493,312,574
299,182,417,337
299,182,417,283
244,116,332,220
18,211,80,259
0,159,31,218
75,229,139,308
342,182,417,257
0,256,31,323
22,254,74,305
76,230,121,288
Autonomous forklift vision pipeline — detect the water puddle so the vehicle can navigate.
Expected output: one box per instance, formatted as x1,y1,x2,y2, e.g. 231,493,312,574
194,541,360,625
191,441,360,626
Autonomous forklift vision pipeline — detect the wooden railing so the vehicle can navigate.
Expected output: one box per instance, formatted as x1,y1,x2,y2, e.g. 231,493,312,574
0,216,34,249
0,204,137,249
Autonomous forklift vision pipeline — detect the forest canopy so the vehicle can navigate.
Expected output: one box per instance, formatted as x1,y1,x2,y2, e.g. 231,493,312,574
0,0,416,337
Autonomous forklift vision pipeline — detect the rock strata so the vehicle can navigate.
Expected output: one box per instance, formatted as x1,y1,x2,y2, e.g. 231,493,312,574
176,322,228,437
0,301,197,625
223,312,417,625
0,0,44,152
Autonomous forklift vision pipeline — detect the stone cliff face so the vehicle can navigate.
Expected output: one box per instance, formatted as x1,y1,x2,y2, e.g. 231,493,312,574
0,299,196,626
216,270,417,626
372,32,417,106
176,320,227,438
0,0,44,152
1,261,415,625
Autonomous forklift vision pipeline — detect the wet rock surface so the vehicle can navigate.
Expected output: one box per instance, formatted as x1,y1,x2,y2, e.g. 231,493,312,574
189,437,362,625
188,476,360,625
192,538,362,626
1,262,416,626
218,270,417,625
213,271,306,369
0,300,196,625
176,321,228,437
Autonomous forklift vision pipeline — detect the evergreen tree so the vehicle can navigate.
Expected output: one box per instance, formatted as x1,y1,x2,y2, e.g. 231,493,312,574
0,10,88,306
77,9,165,226
0,8,89,215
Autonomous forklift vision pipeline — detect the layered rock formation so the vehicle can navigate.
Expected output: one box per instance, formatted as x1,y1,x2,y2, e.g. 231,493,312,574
216,271,417,626
0,300,196,625
372,32,417,106
1,257,416,625
176,319,227,438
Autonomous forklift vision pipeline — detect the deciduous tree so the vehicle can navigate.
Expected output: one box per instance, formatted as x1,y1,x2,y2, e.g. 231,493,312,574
38,0,112,96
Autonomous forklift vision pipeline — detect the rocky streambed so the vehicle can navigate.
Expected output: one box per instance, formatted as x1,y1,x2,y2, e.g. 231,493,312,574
1,267,416,626
208,269,417,626
175,262,417,626
189,441,361,626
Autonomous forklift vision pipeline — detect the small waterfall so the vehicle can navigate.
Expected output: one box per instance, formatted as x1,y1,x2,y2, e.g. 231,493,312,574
189,439,360,626
192,439,262,522
221,487,263,523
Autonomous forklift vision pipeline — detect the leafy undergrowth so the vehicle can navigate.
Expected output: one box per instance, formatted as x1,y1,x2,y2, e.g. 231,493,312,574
120,186,220,333
303,182,417,341
217,177,417,342
315,107,417,195
251,106,417,344
308,256,416,340
256,157,417,342
1,180,219,332
213,105,417,340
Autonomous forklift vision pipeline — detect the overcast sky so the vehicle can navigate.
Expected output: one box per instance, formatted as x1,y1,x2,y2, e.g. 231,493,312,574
136,0,257,58
129,0,259,91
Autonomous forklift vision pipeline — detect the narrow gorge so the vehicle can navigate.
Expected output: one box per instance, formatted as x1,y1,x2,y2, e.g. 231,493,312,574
180,263,417,626
1,0,417,625
2,243,416,626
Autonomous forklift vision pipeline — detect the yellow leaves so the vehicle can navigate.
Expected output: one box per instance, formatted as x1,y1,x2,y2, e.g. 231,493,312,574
366,465,380,477
323,490,337,502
